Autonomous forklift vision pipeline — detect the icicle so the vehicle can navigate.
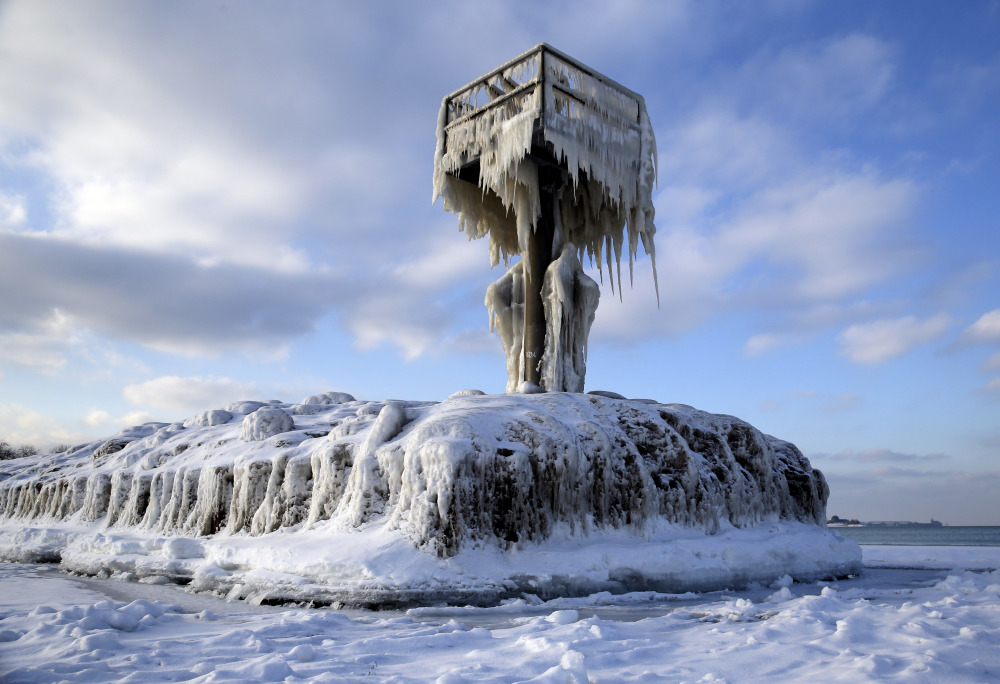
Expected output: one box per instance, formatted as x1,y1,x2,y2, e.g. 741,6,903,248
539,243,600,393
433,51,657,292
485,261,526,393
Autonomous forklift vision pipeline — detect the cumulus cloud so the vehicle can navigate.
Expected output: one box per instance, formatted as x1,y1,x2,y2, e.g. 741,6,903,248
123,376,259,415
837,313,952,365
84,409,110,428
0,3,604,364
608,33,918,347
0,232,339,358
0,4,310,270
0,404,85,449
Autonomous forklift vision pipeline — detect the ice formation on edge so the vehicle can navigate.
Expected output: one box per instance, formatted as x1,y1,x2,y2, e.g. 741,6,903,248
433,45,658,392
1,393,830,556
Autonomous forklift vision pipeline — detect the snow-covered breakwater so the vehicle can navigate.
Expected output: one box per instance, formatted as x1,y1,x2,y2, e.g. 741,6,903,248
0,392,860,606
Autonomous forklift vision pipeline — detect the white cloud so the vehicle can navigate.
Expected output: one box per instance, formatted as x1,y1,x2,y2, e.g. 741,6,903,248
0,309,79,373
722,173,917,301
123,376,258,414
336,231,503,360
0,404,86,448
963,309,1000,344
346,295,453,361
590,256,715,342
744,333,793,357
0,192,27,229
84,409,110,427
657,112,798,192
0,2,396,273
838,313,952,365
121,410,157,427
84,408,156,431
391,235,487,291
980,377,1000,395
592,167,919,345
0,4,523,364
731,33,895,122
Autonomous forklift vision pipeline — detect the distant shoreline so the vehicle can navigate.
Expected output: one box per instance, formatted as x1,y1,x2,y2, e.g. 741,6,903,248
829,518,944,528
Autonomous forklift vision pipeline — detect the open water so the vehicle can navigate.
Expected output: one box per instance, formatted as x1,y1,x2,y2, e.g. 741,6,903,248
833,525,1000,546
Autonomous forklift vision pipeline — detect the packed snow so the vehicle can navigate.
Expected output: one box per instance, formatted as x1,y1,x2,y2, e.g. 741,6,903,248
1,545,997,682
1,392,857,606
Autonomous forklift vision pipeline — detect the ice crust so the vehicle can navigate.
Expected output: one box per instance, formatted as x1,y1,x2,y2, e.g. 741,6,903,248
0,392,859,605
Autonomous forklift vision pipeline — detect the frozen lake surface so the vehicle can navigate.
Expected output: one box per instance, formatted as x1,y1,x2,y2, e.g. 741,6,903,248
2,545,998,682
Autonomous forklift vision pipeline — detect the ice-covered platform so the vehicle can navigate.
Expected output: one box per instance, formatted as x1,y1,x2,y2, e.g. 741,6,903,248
0,392,861,607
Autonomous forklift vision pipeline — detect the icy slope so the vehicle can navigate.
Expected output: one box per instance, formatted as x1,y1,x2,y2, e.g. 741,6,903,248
0,392,860,605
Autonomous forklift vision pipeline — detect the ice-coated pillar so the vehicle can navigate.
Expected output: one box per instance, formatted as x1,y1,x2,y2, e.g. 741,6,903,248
522,163,561,387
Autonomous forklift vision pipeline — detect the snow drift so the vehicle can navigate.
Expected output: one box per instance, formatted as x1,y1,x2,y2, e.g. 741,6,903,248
0,392,860,606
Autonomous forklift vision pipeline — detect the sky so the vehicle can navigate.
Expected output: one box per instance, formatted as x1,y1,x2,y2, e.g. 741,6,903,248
0,0,998,525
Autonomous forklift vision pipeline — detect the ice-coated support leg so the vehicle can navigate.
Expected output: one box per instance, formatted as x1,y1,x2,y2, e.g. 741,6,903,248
523,164,562,388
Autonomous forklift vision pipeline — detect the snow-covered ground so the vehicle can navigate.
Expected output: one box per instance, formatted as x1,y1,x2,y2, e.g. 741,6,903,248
2,545,998,683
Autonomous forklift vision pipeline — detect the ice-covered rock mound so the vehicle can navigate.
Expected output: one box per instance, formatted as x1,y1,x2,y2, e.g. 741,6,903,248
0,392,860,607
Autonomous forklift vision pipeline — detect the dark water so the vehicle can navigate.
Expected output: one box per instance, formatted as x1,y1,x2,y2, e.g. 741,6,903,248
833,525,1000,546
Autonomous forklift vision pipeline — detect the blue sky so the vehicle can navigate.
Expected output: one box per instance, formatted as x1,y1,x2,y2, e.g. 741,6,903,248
1,0,998,524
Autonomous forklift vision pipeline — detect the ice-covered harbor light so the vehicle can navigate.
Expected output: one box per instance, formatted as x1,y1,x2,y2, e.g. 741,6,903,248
0,45,861,608
433,44,657,393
